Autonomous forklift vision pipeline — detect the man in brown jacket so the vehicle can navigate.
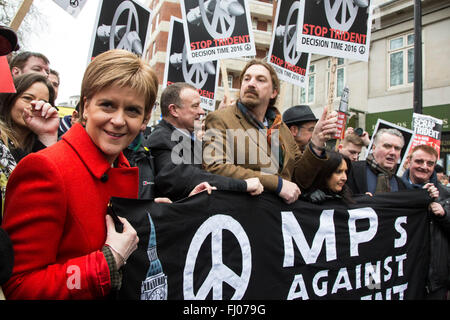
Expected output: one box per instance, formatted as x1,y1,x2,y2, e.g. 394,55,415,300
203,59,337,204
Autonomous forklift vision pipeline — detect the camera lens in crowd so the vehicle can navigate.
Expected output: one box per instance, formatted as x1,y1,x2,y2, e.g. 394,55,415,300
354,128,364,136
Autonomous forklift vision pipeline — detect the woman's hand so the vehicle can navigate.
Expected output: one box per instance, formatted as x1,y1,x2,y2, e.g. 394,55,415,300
105,215,139,269
189,182,217,197
23,100,59,146
245,177,263,196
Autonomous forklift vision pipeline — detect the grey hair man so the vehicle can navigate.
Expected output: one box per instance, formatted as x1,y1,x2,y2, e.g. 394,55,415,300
346,128,407,195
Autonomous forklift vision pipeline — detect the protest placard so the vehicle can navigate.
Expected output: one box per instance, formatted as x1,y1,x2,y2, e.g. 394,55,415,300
268,0,310,87
411,113,443,154
52,0,87,18
180,0,256,64
88,0,151,61
163,17,219,112
398,113,443,173
296,0,373,61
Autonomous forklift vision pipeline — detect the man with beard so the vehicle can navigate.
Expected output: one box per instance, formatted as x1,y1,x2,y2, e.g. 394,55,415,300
401,144,450,299
203,59,337,204
346,128,407,195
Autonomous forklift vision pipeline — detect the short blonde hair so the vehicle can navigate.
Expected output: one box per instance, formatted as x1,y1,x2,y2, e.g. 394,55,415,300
79,50,159,120
343,133,364,147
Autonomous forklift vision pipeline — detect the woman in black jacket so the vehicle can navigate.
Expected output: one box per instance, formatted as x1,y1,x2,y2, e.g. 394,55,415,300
301,151,354,205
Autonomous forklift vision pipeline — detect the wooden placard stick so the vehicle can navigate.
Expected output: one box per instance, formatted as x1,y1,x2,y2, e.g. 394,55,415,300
9,0,34,32
327,57,338,147
220,60,230,103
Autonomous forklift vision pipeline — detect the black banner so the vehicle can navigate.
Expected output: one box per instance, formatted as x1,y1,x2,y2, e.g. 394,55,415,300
113,189,430,300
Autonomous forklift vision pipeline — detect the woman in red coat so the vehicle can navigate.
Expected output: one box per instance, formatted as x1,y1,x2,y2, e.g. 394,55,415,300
1,50,159,299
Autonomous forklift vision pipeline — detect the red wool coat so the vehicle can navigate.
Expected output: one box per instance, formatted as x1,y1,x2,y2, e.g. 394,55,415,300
1,123,139,299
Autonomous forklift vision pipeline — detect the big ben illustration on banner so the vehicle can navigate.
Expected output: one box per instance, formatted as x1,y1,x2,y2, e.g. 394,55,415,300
140,212,168,300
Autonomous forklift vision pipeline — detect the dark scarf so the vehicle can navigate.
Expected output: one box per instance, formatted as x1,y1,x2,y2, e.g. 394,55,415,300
237,102,285,172
401,168,438,190
366,153,396,193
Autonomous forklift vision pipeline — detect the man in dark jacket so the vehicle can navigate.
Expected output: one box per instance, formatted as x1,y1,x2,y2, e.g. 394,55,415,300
401,144,450,299
347,128,407,195
148,82,263,201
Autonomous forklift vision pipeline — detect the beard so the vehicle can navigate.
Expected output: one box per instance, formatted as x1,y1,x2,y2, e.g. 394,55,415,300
240,90,260,109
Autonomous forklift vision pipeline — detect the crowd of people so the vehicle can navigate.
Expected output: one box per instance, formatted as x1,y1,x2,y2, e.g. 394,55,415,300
0,25,449,300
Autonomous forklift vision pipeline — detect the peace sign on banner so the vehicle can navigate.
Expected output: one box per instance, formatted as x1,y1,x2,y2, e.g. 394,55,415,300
88,0,152,61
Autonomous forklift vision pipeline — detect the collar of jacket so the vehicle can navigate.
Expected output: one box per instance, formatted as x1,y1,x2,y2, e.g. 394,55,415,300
401,168,439,189
160,119,195,141
62,123,132,180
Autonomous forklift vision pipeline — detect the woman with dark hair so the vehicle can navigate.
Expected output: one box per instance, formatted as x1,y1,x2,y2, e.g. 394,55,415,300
0,73,58,206
0,72,59,163
301,151,354,204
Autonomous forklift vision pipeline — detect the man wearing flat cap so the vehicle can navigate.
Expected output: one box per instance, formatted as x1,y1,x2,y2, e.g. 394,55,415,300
282,105,318,152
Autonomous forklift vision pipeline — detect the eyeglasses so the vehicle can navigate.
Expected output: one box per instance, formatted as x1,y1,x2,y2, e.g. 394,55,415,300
299,126,315,133
412,159,436,167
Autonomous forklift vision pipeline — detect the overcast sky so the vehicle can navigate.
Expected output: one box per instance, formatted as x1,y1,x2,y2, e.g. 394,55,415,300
25,0,99,105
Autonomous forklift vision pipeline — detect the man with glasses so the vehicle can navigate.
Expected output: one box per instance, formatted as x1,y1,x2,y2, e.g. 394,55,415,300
401,144,450,300
282,105,318,152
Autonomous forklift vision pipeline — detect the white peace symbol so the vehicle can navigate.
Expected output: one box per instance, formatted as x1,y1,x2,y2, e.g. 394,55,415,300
183,214,252,300
199,0,236,38
283,1,301,65
182,44,208,89
110,1,140,51
324,0,359,32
